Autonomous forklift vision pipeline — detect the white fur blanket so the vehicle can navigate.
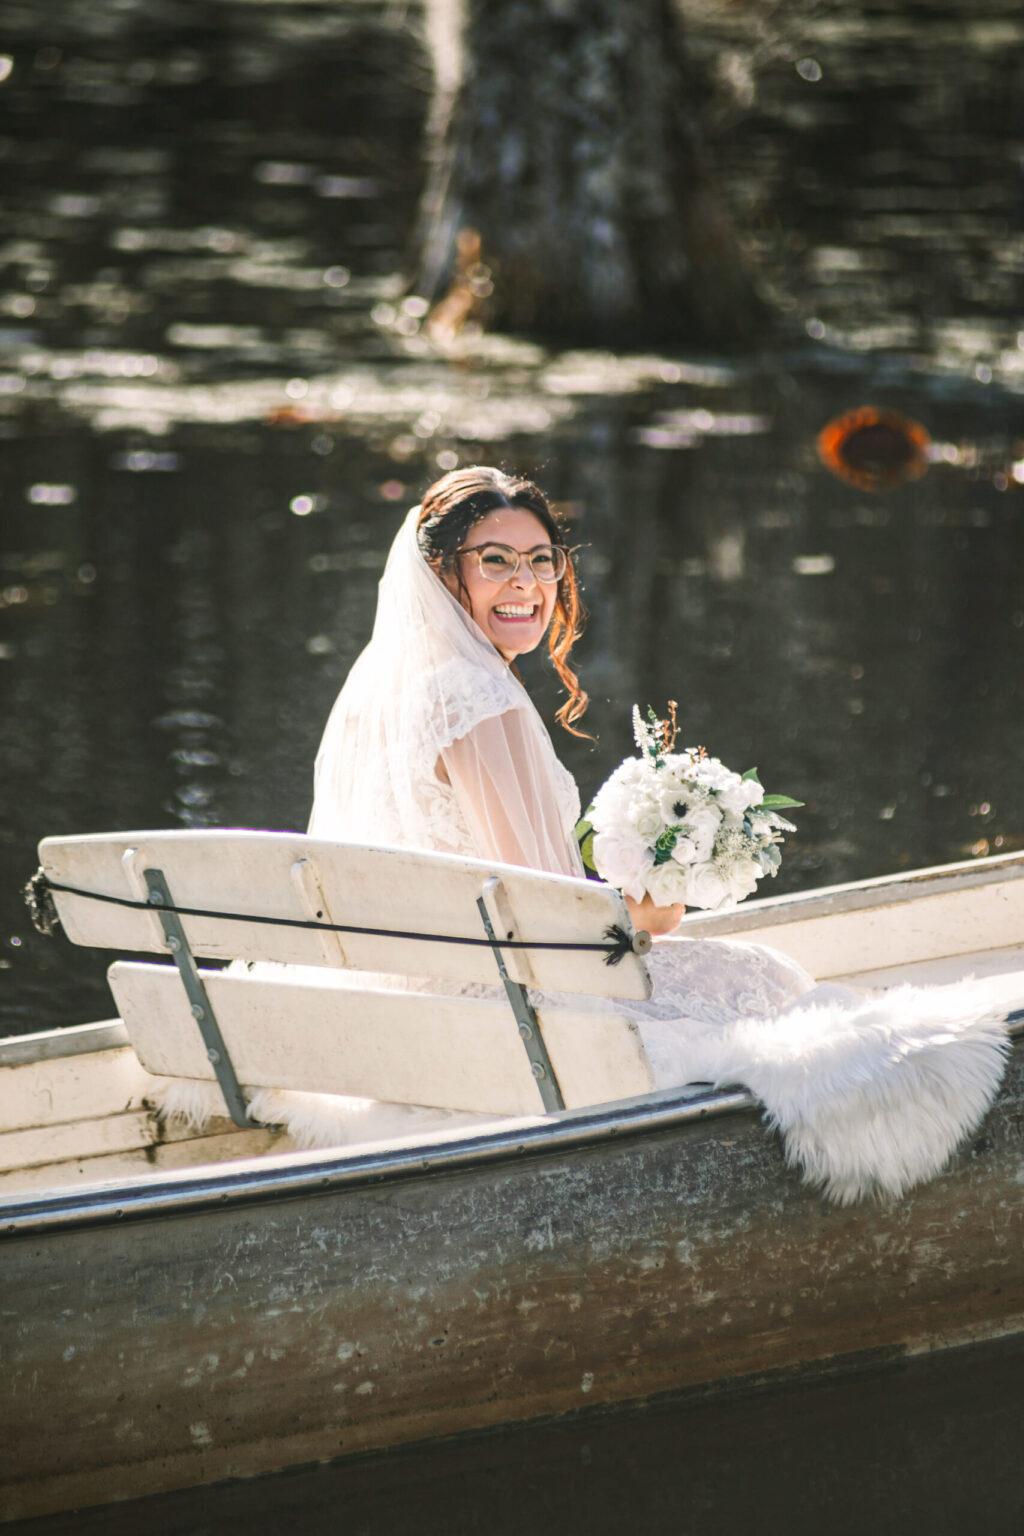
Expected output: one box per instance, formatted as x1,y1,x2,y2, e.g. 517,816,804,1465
153,978,1011,1206
639,978,1010,1203
153,1077,492,1152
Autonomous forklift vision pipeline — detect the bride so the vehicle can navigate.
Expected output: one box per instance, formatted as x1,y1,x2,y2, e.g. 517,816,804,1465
305,466,1009,1202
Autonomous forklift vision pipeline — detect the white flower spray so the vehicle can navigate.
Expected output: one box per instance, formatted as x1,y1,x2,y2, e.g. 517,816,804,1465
577,704,803,912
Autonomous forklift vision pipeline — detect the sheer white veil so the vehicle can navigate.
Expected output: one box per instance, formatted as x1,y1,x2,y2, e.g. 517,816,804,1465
309,503,583,875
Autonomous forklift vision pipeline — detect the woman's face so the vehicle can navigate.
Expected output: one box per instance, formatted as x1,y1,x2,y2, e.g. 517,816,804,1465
444,506,560,661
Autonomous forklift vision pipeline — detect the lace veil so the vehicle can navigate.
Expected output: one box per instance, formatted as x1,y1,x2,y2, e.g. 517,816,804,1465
309,504,583,876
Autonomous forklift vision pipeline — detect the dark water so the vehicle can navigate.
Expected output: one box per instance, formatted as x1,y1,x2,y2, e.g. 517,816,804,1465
10,1336,1024,1534
1,0,1023,1524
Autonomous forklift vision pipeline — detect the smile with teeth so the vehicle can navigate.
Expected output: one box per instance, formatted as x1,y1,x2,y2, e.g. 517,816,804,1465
493,603,538,619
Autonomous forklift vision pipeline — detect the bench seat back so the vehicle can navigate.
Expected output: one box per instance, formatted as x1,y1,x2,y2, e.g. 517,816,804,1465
40,830,651,998
40,830,655,1119
108,962,655,1115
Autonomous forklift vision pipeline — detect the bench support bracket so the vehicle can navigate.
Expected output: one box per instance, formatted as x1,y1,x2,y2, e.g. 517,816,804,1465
477,886,565,1113
143,867,261,1130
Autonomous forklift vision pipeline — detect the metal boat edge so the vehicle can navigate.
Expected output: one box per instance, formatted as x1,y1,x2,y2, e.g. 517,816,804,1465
0,1079,757,1238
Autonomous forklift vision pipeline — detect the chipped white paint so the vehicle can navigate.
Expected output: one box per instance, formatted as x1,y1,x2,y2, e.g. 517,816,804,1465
335,1341,358,1361
354,1381,375,1396
524,1219,554,1252
189,1423,212,1446
580,1372,595,1393
634,1254,665,1272
182,1354,220,1388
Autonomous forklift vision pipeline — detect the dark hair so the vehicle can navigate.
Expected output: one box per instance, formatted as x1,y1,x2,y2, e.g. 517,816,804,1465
416,466,589,735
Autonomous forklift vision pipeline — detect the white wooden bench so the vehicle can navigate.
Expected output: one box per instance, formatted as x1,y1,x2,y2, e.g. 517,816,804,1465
12,838,1024,1196
35,829,658,1125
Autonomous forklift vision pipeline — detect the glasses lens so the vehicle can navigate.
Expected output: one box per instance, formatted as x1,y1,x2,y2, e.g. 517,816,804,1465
465,544,567,582
529,546,566,582
475,545,519,581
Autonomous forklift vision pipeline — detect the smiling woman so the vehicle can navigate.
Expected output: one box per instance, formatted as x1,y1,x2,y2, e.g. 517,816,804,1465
308,466,589,874
446,509,561,660
416,465,588,726
299,463,1013,1208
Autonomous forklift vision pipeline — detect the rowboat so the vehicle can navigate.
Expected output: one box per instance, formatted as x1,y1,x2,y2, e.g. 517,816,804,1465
2,840,1023,1523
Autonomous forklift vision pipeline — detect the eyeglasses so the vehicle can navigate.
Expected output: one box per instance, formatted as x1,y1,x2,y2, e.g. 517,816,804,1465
457,542,567,584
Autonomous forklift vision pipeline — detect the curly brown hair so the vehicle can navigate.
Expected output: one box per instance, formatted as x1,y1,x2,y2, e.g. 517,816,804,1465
416,466,589,735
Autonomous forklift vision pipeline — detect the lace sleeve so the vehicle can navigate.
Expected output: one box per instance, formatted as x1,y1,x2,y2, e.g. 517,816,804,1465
421,658,524,757
440,708,583,877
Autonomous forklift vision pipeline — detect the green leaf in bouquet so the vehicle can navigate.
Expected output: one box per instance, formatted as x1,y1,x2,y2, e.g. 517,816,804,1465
756,845,782,875
574,817,598,876
760,794,805,808
742,767,762,784
653,825,681,866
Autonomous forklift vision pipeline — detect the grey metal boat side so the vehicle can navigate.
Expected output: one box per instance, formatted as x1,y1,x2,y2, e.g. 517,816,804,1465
3,1039,1023,1523
0,1079,755,1238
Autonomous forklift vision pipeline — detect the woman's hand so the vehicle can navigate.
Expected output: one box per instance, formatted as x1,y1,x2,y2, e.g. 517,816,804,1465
624,891,686,937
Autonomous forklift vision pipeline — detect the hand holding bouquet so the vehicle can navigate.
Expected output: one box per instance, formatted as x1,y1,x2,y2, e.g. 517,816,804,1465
577,705,802,912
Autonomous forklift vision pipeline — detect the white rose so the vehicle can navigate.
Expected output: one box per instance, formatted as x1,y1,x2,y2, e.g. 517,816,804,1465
681,864,735,911
591,760,656,833
591,831,654,902
725,778,765,815
668,833,700,867
590,777,631,827
631,794,664,842
723,857,762,904
643,860,689,907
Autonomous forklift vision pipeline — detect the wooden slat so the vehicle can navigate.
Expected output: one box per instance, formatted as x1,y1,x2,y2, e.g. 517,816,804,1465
108,962,654,1115
0,1019,129,1068
0,1126,294,1197
0,1044,158,1134
682,862,1024,979
831,942,1024,1002
39,830,652,1000
0,1109,158,1175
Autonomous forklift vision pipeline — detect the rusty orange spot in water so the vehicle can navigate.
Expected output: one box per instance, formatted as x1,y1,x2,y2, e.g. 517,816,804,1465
265,405,316,426
817,406,931,492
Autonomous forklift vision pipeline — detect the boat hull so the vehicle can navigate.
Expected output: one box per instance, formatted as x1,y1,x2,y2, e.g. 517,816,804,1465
3,1045,1023,1522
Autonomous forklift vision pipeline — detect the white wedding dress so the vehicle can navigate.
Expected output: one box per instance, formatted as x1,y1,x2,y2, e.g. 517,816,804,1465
160,505,1010,1202
305,508,1010,1202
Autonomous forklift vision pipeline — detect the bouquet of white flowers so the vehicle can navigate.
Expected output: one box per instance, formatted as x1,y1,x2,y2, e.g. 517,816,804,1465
576,704,803,912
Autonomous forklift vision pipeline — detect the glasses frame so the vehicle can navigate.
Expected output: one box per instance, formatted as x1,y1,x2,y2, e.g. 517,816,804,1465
457,541,568,585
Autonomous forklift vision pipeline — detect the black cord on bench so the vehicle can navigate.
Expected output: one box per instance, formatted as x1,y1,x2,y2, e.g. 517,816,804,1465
24,869,638,966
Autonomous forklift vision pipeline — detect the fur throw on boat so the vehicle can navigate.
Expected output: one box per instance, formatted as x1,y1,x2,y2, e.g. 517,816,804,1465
153,978,1010,1206
152,1077,493,1151
639,978,1010,1204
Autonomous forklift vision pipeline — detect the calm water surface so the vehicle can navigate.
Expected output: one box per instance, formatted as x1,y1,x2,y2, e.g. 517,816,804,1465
0,2,1022,1521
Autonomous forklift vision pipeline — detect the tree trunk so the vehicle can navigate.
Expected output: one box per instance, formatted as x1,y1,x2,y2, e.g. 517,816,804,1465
414,0,764,347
